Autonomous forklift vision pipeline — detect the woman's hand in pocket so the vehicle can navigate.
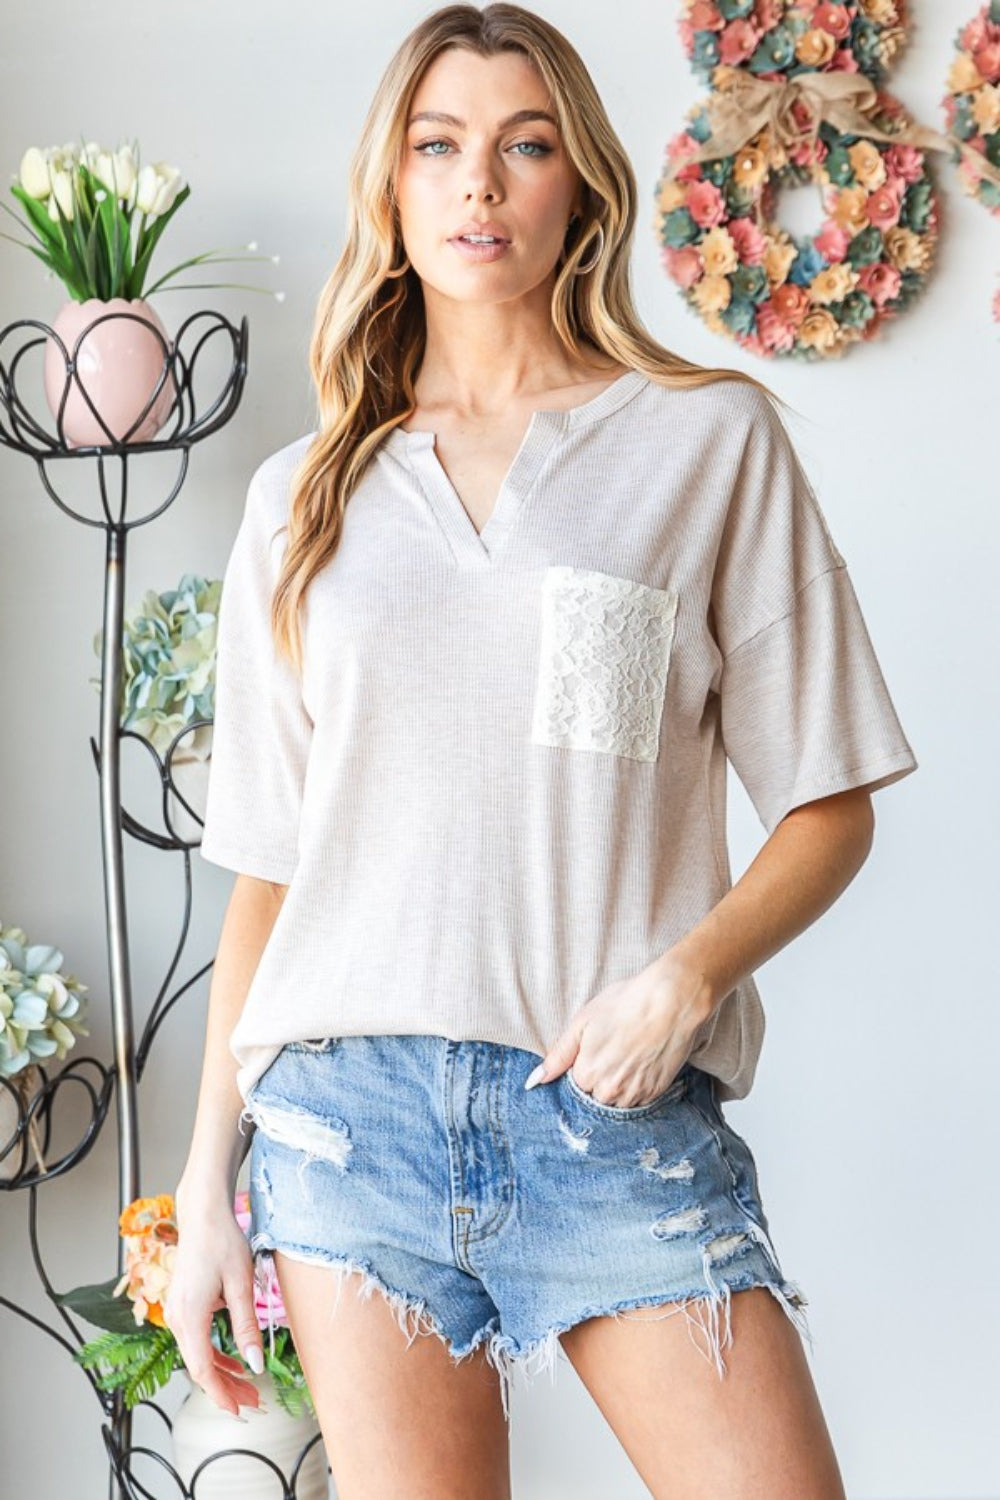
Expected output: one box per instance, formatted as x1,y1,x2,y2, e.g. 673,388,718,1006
524,952,716,1107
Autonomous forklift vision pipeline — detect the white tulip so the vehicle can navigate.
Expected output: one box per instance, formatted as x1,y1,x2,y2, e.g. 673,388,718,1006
92,143,138,203
19,146,51,199
135,161,184,217
114,144,137,201
47,166,76,222
49,147,77,178
94,151,117,191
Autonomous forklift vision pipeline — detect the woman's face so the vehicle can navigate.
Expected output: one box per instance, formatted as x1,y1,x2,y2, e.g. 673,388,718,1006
393,47,583,307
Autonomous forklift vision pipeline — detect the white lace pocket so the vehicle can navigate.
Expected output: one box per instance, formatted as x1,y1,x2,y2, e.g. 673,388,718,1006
529,565,679,762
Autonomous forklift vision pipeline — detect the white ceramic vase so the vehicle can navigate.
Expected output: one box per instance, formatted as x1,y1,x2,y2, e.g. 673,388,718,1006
0,1076,24,1182
167,751,212,844
171,1370,331,1498
43,296,177,448
0,1065,45,1182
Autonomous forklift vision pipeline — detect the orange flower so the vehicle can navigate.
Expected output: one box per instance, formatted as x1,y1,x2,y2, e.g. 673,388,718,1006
118,1193,175,1237
732,145,769,190
114,1193,179,1328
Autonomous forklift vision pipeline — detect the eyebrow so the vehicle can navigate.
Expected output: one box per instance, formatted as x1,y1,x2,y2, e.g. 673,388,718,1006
407,108,559,130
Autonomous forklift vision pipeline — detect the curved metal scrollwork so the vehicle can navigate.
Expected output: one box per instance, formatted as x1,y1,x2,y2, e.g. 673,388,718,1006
0,310,329,1496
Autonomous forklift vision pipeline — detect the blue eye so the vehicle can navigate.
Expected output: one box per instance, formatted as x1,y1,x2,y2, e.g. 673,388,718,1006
413,139,552,158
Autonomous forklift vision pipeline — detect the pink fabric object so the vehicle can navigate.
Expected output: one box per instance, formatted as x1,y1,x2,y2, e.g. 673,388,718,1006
43,296,177,448
234,1189,289,1328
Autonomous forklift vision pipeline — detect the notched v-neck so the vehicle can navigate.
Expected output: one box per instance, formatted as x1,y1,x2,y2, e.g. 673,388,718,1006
381,369,650,568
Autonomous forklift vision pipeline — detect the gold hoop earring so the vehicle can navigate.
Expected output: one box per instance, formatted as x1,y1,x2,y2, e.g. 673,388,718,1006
574,222,605,275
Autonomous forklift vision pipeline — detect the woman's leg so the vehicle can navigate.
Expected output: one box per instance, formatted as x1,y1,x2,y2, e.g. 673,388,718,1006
558,1283,846,1499
276,1253,512,1500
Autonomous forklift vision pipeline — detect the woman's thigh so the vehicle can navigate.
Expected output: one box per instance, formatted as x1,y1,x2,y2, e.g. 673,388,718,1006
275,1253,511,1500
558,1283,846,1500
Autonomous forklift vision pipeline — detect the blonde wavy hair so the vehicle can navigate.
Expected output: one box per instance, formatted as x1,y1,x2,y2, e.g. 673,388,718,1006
271,1,786,674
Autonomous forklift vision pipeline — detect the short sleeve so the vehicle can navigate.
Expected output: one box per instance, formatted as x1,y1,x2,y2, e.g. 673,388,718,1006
711,393,918,837
199,467,314,882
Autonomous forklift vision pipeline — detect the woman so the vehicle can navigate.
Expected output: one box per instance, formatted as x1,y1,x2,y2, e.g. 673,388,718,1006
167,5,918,1496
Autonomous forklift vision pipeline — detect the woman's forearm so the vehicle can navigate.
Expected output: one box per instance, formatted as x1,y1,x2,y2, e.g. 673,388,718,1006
656,787,876,1014
175,873,287,1220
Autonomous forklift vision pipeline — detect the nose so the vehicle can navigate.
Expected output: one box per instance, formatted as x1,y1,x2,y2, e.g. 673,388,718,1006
462,142,503,204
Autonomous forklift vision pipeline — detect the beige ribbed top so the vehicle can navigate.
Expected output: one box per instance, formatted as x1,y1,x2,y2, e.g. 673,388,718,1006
200,370,918,1103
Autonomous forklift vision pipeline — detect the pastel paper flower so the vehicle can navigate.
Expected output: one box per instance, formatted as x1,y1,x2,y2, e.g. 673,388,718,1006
756,301,798,350
690,0,725,29
663,245,705,288
771,281,812,323
728,213,769,262
830,184,871,233
814,3,853,40
796,28,838,68
686,179,729,226
813,220,850,261
849,140,889,190
884,143,925,183
720,18,762,64
691,272,733,311
856,260,903,305
950,54,986,92
975,42,1000,81
799,307,842,350
701,224,740,274
810,262,860,303
884,223,932,271
732,144,770,188
865,178,906,230
972,84,1000,132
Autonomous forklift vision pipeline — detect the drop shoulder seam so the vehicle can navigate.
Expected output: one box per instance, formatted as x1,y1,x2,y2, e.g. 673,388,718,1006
721,560,846,663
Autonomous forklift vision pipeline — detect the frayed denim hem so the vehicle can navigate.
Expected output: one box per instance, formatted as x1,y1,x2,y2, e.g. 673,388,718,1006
248,1232,811,1425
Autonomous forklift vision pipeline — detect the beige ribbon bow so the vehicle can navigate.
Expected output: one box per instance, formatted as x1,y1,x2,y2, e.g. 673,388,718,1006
668,67,1000,191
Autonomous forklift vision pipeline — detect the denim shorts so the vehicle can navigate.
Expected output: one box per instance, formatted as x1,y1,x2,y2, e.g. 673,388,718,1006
241,1034,811,1420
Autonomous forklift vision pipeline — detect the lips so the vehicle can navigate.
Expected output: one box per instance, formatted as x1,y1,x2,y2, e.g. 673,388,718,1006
449,221,511,244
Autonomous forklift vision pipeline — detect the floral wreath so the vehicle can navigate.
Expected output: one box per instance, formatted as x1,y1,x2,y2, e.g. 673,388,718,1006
942,2,1000,214
940,2,1000,320
678,0,908,89
655,1,1000,359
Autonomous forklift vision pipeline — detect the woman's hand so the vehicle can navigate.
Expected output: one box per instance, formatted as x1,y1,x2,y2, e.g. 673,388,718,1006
164,1195,267,1417
524,953,717,1107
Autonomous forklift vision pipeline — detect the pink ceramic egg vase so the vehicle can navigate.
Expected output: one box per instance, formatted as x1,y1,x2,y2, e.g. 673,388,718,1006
43,296,178,449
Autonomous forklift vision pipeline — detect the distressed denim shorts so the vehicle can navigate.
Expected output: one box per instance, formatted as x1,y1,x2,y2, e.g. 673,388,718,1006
241,1034,812,1419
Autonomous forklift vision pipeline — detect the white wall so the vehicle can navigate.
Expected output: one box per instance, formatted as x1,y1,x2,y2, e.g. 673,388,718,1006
1,2,995,1496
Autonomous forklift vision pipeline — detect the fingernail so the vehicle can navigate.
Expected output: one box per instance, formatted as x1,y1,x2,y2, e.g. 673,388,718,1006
524,1063,546,1090
245,1345,265,1374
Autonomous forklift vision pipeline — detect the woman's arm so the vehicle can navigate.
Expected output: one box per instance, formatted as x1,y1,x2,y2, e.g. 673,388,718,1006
175,872,287,1216
529,788,876,1103
657,785,876,1012
164,873,287,1412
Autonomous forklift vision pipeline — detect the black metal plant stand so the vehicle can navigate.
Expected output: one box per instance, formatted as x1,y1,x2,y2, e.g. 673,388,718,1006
0,308,327,1497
